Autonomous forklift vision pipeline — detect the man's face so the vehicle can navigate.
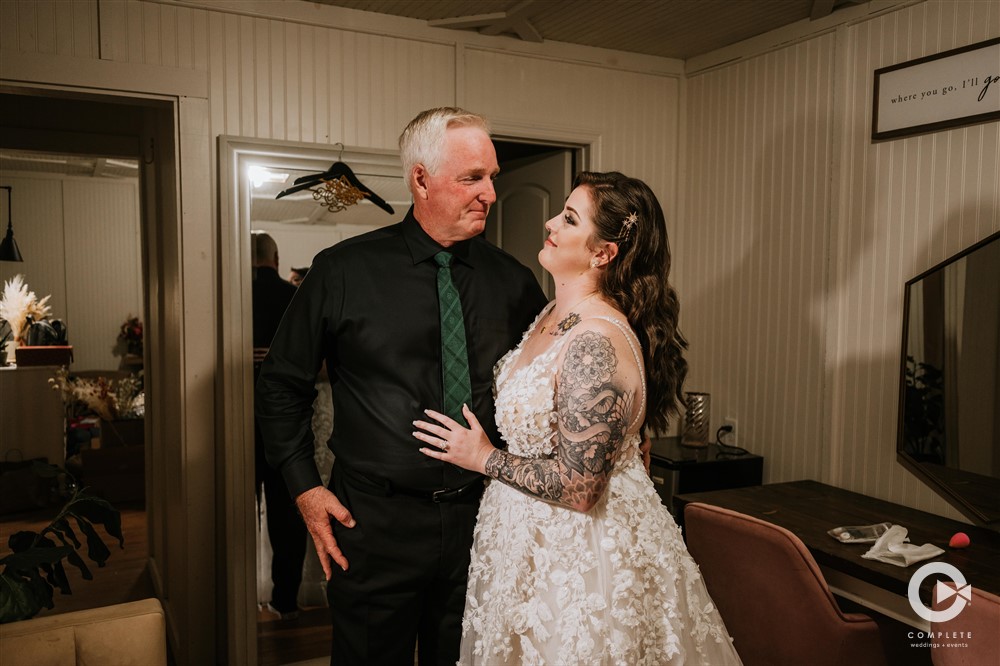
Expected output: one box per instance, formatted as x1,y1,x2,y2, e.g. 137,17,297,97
420,126,499,244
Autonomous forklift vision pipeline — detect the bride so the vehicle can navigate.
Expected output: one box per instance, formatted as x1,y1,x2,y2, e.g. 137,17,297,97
414,171,742,665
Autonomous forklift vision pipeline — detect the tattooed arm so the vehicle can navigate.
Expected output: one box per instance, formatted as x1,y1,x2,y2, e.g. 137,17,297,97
484,325,635,512
413,321,641,512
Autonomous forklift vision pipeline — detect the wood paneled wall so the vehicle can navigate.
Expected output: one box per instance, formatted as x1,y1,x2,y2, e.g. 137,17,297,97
682,0,999,518
0,174,142,372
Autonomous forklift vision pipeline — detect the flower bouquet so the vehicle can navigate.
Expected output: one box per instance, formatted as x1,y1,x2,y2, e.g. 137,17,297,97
49,367,144,422
115,315,143,357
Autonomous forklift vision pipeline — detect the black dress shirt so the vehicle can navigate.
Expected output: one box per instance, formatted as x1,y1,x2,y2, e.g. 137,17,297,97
256,208,547,498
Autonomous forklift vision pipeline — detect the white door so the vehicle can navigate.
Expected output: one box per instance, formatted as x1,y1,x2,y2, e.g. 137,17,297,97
486,150,573,298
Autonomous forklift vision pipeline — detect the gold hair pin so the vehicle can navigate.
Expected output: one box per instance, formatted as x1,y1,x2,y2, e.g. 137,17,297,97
620,211,638,241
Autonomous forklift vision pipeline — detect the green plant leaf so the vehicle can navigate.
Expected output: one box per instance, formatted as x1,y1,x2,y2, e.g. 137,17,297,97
70,496,124,548
49,518,81,549
0,464,125,623
7,530,41,553
41,560,72,596
72,516,111,567
0,572,45,624
0,544,73,573
8,533,73,596
49,528,92,581
0,569,54,623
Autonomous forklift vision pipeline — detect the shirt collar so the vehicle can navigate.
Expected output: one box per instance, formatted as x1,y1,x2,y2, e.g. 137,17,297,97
401,206,476,267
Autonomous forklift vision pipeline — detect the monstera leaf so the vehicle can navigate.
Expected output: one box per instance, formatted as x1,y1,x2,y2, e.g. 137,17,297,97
0,462,124,623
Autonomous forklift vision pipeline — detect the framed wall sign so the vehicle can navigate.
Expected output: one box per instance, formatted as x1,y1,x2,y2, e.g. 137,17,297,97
872,37,1000,141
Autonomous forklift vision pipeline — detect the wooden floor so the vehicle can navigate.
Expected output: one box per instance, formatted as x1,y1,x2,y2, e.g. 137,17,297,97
258,606,331,666
2,502,334,665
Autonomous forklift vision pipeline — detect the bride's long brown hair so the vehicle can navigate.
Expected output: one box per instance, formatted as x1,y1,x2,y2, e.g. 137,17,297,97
576,171,688,434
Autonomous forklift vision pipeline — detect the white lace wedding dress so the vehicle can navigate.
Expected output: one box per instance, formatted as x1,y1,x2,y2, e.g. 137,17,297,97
459,310,743,665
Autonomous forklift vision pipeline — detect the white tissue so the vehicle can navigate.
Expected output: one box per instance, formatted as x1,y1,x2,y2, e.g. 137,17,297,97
861,524,945,567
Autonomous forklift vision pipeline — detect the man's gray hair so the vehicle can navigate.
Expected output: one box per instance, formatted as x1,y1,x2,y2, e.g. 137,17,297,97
399,107,490,191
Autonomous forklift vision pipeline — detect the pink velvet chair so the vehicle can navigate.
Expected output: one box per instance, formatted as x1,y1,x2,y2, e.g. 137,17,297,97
931,583,1000,666
684,502,887,666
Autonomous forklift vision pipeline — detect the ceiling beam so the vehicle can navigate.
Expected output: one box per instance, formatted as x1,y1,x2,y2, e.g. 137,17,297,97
427,12,507,30
427,0,542,43
810,0,837,20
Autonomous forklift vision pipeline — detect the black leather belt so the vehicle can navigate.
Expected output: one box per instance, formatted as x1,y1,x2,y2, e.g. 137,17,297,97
338,464,484,503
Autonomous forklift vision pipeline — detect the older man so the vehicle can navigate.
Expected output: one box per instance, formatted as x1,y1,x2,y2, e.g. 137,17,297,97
256,107,547,665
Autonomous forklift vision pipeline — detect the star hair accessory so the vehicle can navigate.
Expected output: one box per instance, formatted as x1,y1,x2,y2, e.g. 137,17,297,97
620,211,638,242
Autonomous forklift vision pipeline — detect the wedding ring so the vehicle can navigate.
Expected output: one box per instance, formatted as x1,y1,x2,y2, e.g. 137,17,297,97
440,442,450,452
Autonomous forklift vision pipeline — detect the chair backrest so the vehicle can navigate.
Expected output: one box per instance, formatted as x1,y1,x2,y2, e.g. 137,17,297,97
684,502,886,666
0,598,167,666
931,583,1000,666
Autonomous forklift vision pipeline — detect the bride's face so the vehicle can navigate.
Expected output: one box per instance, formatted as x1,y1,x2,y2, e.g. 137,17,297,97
539,186,599,276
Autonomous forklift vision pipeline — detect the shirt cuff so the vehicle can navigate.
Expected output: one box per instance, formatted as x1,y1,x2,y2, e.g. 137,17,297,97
281,460,324,499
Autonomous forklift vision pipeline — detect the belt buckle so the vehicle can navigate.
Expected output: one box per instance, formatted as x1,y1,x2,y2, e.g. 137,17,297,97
431,487,454,503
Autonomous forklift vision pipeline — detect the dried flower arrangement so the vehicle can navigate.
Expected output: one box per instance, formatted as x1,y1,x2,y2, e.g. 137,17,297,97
0,274,51,353
48,366,144,422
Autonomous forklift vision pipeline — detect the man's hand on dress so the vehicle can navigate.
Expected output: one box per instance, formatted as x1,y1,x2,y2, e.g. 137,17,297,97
640,435,652,474
414,405,496,475
295,486,355,578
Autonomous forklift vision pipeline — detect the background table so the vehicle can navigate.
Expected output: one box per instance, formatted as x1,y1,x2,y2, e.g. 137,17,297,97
649,436,763,515
675,479,1000,630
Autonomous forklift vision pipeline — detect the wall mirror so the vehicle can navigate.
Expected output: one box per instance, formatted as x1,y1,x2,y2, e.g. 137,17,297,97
220,134,584,662
897,230,1000,528
220,137,408,666
247,144,411,276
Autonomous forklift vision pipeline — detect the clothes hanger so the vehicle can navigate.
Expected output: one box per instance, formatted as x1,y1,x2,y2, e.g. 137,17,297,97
275,143,394,215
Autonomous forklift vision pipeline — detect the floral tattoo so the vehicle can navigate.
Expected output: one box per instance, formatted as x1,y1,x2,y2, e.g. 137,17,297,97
485,330,633,510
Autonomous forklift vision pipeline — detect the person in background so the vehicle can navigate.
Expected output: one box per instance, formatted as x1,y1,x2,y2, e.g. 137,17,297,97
289,266,309,287
413,172,742,664
255,107,547,664
252,231,308,621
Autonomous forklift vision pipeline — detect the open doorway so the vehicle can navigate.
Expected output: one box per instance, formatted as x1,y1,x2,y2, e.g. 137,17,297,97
0,91,165,626
488,139,583,299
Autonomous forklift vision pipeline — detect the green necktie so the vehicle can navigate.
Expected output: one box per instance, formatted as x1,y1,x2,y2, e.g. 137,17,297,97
435,251,472,426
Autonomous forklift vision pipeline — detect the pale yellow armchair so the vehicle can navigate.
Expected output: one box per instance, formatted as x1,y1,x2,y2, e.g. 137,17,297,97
0,598,166,666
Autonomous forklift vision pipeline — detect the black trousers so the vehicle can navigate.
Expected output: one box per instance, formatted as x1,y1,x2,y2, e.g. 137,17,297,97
255,419,307,613
326,463,480,666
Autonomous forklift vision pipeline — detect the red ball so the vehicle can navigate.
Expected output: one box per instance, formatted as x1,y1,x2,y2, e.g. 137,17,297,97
948,532,970,549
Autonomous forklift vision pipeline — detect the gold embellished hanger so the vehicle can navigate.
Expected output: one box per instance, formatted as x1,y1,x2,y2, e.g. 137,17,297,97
274,142,394,215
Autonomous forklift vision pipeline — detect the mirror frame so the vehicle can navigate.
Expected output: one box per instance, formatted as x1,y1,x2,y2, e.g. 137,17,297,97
895,229,1000,528
217,136,406,664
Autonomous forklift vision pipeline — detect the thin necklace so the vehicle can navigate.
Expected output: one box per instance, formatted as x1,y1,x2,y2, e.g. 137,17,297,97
540,292,597,334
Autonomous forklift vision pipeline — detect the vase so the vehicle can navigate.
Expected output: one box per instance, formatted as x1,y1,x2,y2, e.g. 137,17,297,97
682,392,711,448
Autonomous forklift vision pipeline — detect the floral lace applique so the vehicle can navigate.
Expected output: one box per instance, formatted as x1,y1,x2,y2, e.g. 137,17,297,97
462,312,742,665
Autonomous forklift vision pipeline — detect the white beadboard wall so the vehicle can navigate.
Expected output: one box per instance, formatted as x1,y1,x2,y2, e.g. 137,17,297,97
681,34,837,486
682,0,999,518
827,1,999,515
0,174,142,372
